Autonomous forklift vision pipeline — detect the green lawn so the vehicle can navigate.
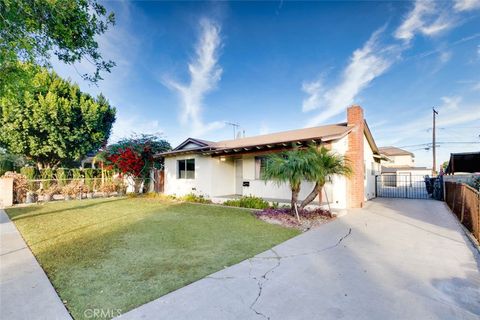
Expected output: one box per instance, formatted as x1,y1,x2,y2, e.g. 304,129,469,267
6,197,299,319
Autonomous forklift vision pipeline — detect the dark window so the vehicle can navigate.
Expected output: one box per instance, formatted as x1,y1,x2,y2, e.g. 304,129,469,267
177,159,195,179
255,156,268,179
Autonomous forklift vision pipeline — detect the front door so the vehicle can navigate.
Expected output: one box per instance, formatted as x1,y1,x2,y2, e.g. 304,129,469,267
235,159,243,195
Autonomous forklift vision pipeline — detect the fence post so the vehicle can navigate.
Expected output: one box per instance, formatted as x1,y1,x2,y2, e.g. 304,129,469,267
460,185,465,223
452,183,457,212
478,192,480,242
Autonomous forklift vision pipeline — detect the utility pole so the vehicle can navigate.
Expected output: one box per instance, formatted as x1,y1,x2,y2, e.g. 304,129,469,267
432,108,438,176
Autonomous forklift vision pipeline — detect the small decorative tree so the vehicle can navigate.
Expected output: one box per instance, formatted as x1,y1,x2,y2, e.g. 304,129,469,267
299,146,352,209
262,148,311,216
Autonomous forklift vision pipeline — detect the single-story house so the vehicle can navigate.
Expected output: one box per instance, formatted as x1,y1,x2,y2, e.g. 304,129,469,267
157,106,382,209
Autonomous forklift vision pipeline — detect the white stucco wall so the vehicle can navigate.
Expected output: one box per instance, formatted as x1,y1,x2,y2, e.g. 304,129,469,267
382,154,415,167
164,154,236,197
165,155,217,197
163,135,373,209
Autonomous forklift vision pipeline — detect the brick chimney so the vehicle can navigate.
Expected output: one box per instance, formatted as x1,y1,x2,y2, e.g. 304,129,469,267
346,105,365,208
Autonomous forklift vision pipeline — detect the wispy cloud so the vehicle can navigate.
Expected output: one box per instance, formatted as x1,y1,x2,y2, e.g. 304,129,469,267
301,0,478,126
163,18,225,137
394,0,453,42
454,0,480,12
302,28,396,126
374,95,480,147
110,112,164,143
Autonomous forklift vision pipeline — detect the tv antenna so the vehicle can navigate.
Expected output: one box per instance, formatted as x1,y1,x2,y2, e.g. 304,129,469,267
225,122,240,139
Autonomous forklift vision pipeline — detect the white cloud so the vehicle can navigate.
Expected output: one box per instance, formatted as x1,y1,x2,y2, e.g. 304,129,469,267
394,0,453,42
373,96,480,147
301,78,324,112
110,113,165,143
473,82,480,91
163,18,225,137
303,28,395,126
439,51,452,64
454,0,480,12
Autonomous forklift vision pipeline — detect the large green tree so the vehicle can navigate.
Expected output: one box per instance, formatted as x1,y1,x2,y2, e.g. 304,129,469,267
0,0,115,84
0,65,116,168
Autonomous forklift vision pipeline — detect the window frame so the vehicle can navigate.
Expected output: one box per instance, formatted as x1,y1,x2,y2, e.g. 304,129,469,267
177,158,195,179
255,156,268,180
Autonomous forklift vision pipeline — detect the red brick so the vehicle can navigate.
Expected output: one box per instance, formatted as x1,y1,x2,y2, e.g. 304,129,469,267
346,105,365,208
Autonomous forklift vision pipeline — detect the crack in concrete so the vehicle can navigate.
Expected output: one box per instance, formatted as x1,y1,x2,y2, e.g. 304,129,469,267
278,227,352,259
249,249,281,320
207,228,353,320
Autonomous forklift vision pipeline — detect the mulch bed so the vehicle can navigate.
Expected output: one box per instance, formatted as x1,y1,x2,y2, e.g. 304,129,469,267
255,207,334,231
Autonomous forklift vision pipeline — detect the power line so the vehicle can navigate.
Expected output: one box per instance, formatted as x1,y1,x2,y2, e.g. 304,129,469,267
399,141,480,148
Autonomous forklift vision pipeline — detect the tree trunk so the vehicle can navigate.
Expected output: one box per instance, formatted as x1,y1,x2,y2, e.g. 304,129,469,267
300,182,323,209
300,182,319,209
290,187,300,216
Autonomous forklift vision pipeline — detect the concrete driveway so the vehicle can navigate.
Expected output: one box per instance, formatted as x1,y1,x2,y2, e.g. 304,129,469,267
118,199,480,320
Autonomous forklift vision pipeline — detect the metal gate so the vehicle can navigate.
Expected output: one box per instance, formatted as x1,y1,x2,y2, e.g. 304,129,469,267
375,174,433,199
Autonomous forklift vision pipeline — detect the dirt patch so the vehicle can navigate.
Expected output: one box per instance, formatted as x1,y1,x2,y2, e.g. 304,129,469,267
255,208,333,231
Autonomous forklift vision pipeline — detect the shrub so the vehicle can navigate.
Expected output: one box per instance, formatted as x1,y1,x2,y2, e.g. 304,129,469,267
223,195,270,209
20,166,37,191
143,192,177,201
0,158,14,177
40,168,54,189
62,180,87,198
99,180,117,195
71,168,83,180
55,168,69,187
182,193,212,204
84,168,95,192
468,176,480,191
20,166,37,180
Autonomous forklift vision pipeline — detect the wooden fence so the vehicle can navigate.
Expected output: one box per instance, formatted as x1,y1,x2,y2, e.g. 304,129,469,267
445,181,480,242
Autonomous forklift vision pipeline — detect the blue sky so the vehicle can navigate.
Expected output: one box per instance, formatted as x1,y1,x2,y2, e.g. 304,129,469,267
52,0,480,168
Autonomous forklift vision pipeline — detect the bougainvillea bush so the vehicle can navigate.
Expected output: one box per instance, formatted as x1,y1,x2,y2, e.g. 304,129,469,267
99,134,171,179
107,148,145,177
255,207,333,230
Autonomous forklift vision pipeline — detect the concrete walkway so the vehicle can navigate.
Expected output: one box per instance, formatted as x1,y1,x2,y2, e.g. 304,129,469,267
117,199,480,320
0,209,71,320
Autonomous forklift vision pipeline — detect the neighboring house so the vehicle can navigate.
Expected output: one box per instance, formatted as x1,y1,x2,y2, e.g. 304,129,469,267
157,106,382,209
445,152,480,175
379,146,431,186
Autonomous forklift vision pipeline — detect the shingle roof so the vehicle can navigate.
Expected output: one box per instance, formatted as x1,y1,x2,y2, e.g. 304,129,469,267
379,146,414,157
159,123,353,156
214,123,352,150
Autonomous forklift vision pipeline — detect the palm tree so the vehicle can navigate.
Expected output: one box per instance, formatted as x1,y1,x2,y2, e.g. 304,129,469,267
299,146,352,210
262,148,311,215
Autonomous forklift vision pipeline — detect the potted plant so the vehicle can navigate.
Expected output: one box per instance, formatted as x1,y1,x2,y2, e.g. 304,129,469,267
41,184,58,202
100,180,116,197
